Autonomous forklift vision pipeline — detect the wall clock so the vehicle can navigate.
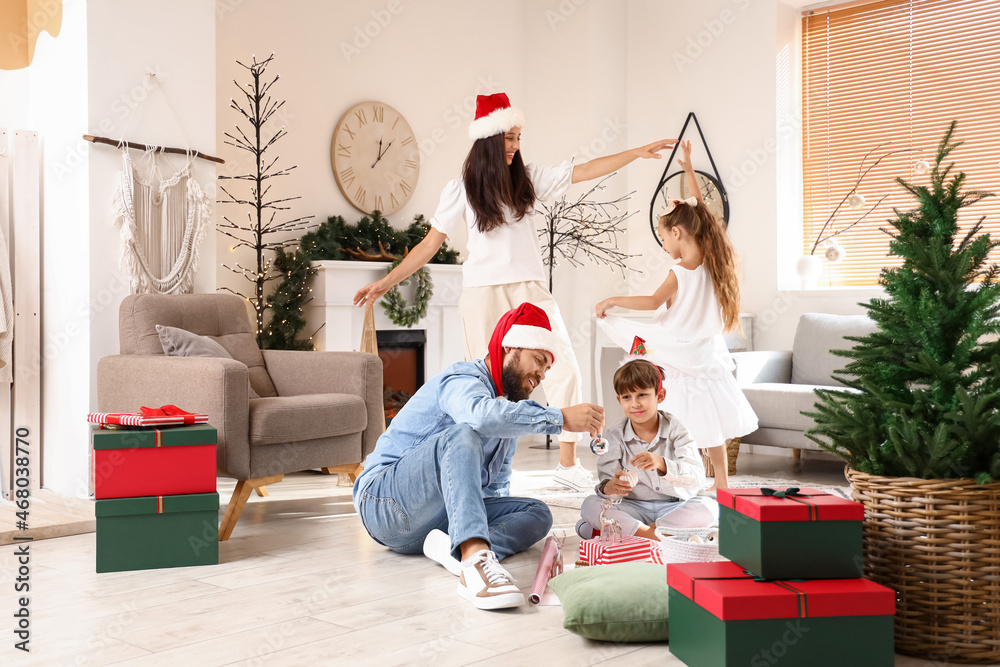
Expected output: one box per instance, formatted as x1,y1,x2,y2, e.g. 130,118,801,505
331,101,419,215
649,112,730,244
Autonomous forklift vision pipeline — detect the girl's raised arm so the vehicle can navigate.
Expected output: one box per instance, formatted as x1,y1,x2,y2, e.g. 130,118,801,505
595,272,678,318
676,140,704,205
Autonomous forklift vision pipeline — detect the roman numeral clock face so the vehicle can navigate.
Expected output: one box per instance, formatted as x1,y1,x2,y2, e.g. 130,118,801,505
331,101,420,216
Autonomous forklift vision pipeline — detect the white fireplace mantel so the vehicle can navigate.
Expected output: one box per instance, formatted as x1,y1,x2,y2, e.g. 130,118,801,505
305,260,465,378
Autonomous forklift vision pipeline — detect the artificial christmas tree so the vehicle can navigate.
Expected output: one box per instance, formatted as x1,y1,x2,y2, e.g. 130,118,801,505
804,122,1000,662
805,121,1000,481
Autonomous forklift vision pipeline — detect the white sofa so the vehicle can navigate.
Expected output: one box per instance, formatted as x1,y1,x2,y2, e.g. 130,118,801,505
731,313,877,457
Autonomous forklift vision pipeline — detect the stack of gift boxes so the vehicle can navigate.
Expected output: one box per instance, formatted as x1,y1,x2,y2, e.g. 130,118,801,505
667,487,896,667
90,413,220,573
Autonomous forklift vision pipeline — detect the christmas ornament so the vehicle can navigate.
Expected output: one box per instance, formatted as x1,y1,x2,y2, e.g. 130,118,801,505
824,243,846,263
590,436,609,455
848,192,866,210
914,159,931,174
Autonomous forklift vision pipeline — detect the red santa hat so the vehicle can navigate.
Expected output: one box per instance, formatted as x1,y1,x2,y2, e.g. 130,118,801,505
488,302,559,396
468,92,526,141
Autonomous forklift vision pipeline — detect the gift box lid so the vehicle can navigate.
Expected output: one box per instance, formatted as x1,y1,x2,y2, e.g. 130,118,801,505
667,560,895,621
92,423,217,450
96,492,219,518
717,487,863,522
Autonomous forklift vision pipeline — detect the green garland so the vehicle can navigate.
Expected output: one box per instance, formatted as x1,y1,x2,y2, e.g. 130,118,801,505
263,213,459,348
380,257,433,327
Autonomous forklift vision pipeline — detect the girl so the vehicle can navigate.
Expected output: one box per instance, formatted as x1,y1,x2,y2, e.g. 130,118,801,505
355,92,674,491
595,140,757,491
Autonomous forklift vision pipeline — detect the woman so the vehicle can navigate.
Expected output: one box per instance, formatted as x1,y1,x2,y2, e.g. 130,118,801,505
355,92,674,491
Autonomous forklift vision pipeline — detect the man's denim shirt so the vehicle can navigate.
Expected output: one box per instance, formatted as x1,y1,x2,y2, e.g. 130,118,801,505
354,360,563,501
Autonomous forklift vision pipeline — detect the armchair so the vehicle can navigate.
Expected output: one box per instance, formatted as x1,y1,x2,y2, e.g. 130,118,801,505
97,293,383,540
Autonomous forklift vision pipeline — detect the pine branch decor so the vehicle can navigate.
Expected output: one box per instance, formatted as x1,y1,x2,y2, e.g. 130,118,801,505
537,173,636,292
217,53,316,347
264,212,459,348
805,122,1000,482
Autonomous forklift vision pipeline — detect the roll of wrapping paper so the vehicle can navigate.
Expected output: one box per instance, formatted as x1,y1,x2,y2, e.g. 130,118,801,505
529,536,562,605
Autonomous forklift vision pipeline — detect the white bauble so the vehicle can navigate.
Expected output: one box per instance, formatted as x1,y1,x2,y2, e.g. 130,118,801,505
848,193,866,210
914,159,931,175
825,243,846,263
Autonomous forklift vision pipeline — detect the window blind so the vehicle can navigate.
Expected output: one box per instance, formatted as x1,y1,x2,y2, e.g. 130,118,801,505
801,0,1000,286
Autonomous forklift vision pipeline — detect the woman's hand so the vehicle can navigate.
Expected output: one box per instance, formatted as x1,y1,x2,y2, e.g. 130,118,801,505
595,298,616,319
353,279,391,309
676,139,693,172
633,139,677,160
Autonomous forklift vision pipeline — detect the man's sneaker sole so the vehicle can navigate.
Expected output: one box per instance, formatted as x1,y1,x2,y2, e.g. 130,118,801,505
457,582,525,610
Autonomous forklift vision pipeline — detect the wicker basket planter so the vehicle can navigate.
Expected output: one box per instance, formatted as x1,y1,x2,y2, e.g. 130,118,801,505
847,468,1000,663
702,438,741,477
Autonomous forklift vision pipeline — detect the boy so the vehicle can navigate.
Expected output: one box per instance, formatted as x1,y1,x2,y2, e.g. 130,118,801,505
576,359,707,541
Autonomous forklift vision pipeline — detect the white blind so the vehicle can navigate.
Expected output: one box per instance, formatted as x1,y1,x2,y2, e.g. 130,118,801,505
802,0,1000,286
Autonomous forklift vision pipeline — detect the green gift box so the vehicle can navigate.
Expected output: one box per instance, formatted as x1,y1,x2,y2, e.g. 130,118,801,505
667,561,895,667
717,487,864,580
96,492,219,573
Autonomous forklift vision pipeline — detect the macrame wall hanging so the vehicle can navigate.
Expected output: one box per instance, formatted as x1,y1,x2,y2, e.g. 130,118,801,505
86,72,224,294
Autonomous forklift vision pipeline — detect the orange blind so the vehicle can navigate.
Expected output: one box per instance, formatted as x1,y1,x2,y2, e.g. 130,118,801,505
801,0,1000,286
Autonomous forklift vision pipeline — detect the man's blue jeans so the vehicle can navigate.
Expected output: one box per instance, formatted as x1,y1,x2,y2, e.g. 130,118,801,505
356,424,552,561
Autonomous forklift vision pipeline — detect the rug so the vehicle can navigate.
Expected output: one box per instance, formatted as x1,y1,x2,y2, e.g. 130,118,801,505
514,472,852,511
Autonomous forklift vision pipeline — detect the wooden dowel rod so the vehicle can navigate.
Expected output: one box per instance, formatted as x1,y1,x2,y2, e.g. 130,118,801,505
83,134,225,165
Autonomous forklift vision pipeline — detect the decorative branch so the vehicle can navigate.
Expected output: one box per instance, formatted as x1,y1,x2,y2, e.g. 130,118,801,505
809,144,918,255
537,173,637,292
217,53,315,347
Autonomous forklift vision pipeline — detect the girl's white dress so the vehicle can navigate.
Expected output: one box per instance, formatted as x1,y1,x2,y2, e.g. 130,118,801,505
598,264,758,450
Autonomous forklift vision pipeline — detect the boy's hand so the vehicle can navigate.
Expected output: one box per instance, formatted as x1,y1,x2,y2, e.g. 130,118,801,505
631,451,666,474
561,403,605,436
604,470,635,496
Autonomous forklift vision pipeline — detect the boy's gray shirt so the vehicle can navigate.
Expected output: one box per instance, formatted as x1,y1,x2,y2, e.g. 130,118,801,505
596,411,706,501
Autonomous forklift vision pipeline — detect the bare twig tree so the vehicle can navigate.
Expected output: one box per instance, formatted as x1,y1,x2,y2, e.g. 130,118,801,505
217,53,315,345
537,173,637,292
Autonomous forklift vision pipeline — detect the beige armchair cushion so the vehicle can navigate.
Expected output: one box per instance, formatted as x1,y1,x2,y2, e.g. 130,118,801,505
249,393,368,446
119,293,278,398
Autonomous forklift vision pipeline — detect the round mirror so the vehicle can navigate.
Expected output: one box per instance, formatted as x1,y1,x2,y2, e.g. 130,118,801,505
648,170,730,244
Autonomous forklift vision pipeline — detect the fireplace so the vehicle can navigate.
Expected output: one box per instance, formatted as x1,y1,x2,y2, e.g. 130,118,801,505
377,330,426,426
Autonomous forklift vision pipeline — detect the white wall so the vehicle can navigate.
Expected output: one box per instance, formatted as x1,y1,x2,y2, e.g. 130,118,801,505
215,0,877,406
0,0,216,496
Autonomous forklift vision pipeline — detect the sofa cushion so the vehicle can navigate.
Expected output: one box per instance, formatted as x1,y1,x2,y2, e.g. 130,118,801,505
249,393,368,446
791,313,878,387
119,293,278,398
156,324,260,399
743,383,857,432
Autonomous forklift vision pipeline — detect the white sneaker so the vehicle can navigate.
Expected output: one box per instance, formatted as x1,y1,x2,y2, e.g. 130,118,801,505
457,549,525,610
423,529,462,576
553,459,595,492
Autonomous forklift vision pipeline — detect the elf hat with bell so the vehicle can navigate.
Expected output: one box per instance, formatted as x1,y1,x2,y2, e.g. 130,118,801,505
488,302,558,396
468,92,526,141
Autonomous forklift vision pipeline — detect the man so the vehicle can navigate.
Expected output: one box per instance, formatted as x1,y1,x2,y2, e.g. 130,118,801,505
353,303,605,610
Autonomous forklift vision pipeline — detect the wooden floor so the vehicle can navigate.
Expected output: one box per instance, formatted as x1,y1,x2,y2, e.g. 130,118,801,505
0,442,981,666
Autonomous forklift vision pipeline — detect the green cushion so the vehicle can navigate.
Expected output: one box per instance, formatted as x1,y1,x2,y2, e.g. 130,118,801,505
548,562,669,642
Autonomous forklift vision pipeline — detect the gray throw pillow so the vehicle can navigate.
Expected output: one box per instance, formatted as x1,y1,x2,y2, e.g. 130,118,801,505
156,324,260,399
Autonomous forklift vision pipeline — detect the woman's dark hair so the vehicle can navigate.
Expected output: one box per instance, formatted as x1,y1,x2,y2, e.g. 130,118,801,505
462,133,535,233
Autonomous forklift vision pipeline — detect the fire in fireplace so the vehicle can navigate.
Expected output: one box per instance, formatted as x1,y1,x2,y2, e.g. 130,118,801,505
376,330,426,425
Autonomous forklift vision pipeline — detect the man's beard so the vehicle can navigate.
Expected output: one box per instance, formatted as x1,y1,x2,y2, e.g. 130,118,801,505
501,363,532,402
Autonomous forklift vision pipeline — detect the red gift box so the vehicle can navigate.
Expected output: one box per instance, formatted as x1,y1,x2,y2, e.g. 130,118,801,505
717,487,864,580
667,560,896,666
92,424,217,500
579,535,664,566
717,487,864,522
667,560,894,620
